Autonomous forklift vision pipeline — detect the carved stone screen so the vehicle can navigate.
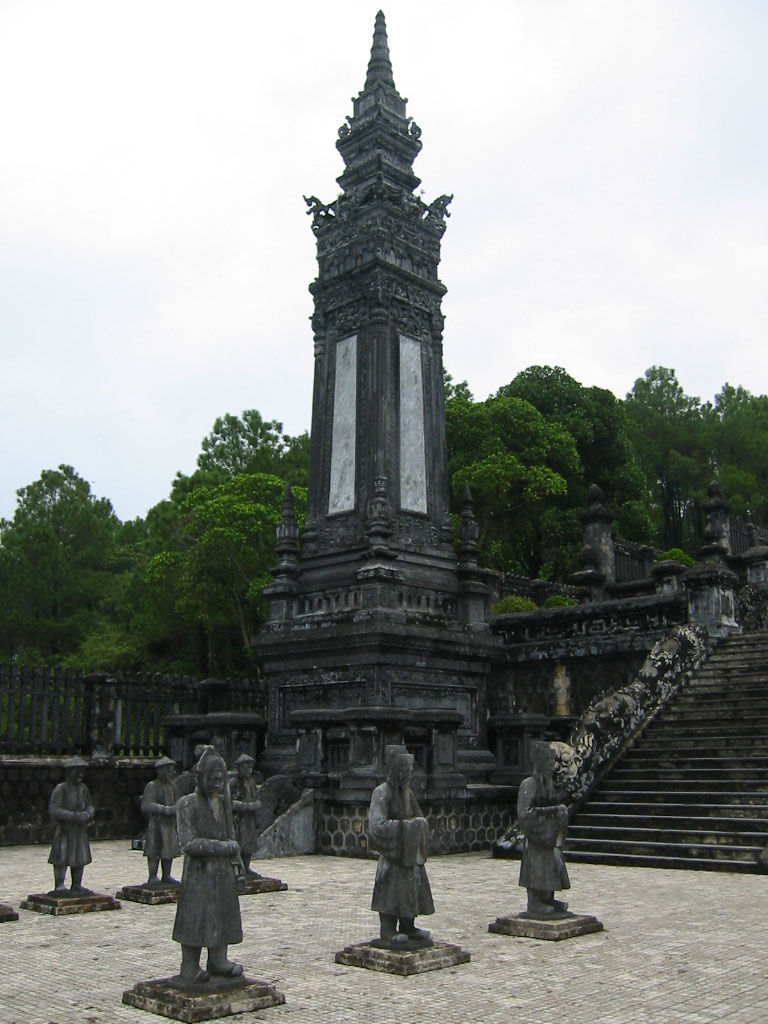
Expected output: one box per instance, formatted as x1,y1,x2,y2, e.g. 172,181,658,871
399,334,427,513
329,335,357,514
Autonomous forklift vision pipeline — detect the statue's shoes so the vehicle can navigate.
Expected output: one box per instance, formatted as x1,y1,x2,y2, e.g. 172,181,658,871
161,877,181,887
245,869,263,879
404,927,431,941
551,899,569,912
69,886,93,896
206,960,243,978
180,969,209,985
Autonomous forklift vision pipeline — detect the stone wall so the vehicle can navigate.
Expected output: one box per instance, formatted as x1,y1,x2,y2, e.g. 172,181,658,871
316,788,515,858
0,756,155,847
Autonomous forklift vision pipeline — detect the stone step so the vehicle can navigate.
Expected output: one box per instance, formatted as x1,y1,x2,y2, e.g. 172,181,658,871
564,835,762,861
619,751,768,767
582,799,768,816
567,824,768,846
570,812,768,833
598,780,768,797
631,741,768,755
563,849,759,873
647,724,768,739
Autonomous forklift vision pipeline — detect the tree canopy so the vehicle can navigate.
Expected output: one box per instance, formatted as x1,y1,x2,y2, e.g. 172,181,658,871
4,366,768,673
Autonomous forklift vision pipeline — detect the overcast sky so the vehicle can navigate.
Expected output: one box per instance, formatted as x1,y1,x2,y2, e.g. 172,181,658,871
1,0,766,523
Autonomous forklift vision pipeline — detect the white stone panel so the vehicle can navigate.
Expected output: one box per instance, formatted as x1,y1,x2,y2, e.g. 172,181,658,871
328,335,357,514
399,334,427,513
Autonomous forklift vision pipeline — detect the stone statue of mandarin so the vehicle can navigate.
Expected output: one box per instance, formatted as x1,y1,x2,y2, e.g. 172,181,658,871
141,756,181,887
517,741,570,918
229,753,262,878
368,745,434,947
172,746,243,983
48,756,95,895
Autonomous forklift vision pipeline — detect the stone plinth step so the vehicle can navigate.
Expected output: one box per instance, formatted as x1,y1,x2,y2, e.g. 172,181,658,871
572,812,768,832
600,781,768,797
568,824,768,846
0,903,19,922
117,883,180,905
335,939,470,976
21,891,121,915
122,975,285,1022
586,800,768,817
565,837,762,861
237,875,287,896
488,911,603,941
564,849,759,872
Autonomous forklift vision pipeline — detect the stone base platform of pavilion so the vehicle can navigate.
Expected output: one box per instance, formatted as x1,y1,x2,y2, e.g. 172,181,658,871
122,975,285,1022
21,891,121,916
489,911,603,941
335,939,470,976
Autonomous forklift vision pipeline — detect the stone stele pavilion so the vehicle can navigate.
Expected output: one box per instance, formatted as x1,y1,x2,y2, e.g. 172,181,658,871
255,12,509,851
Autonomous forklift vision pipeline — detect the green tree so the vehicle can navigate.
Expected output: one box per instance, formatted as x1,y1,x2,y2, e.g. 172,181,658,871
707,384,768,525
446,384,582,579
624,367,710,551
146,473,306,675
502,366,652,542
196,410,310,487
0,466,120,662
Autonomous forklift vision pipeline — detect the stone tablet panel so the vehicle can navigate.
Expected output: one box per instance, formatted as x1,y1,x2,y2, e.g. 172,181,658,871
329,335,357,514
399,334,427,513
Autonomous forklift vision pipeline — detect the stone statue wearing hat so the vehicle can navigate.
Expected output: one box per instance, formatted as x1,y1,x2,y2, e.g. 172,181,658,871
368,745,434,948
172,746,243,983
141,756,181,887
230,753,262,878
48,756,95,894
517,741,570,918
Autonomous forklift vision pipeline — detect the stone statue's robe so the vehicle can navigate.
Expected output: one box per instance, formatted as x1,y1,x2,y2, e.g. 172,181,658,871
368,780,434,919
48,781,93,867
172,791,242,949
230,776,261,855
517,775,570,893
141,778,181,861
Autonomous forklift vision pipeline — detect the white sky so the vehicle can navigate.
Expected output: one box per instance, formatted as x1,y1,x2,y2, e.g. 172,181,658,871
1,0,766,523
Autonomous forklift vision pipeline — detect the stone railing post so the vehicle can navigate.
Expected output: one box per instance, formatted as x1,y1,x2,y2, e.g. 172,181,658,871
82,672,118,759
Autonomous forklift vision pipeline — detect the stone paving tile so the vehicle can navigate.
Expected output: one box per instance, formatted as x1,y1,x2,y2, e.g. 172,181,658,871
2,842,768,1023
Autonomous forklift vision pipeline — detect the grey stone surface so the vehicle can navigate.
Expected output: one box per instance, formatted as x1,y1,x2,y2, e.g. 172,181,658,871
0,902,19,922
253,789,315,859
237,876,287,896
488,912,603,941
122,975,285,1022
117,883,180,905
335,940,469,976
5,841,768,1023
21,891,121,915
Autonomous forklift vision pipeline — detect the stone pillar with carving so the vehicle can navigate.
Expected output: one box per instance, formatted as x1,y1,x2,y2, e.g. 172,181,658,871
457,484,490,625
263,483,300,624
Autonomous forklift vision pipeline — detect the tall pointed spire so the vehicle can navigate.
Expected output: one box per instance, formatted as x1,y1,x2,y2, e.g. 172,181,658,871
365,11,395,89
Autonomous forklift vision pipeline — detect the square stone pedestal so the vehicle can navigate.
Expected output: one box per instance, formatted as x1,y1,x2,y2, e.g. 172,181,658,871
488,911,603,941
0,903,19,922
237,875,287,896
21,892,121,916
122,975,285,1022
335,939,470,976
117,884,180,905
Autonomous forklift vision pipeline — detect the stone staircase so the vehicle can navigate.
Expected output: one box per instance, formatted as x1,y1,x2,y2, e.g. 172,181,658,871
566,630,768,872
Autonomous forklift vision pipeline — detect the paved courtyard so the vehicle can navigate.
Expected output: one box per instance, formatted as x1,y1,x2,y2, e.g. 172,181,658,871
2,840,767,1024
